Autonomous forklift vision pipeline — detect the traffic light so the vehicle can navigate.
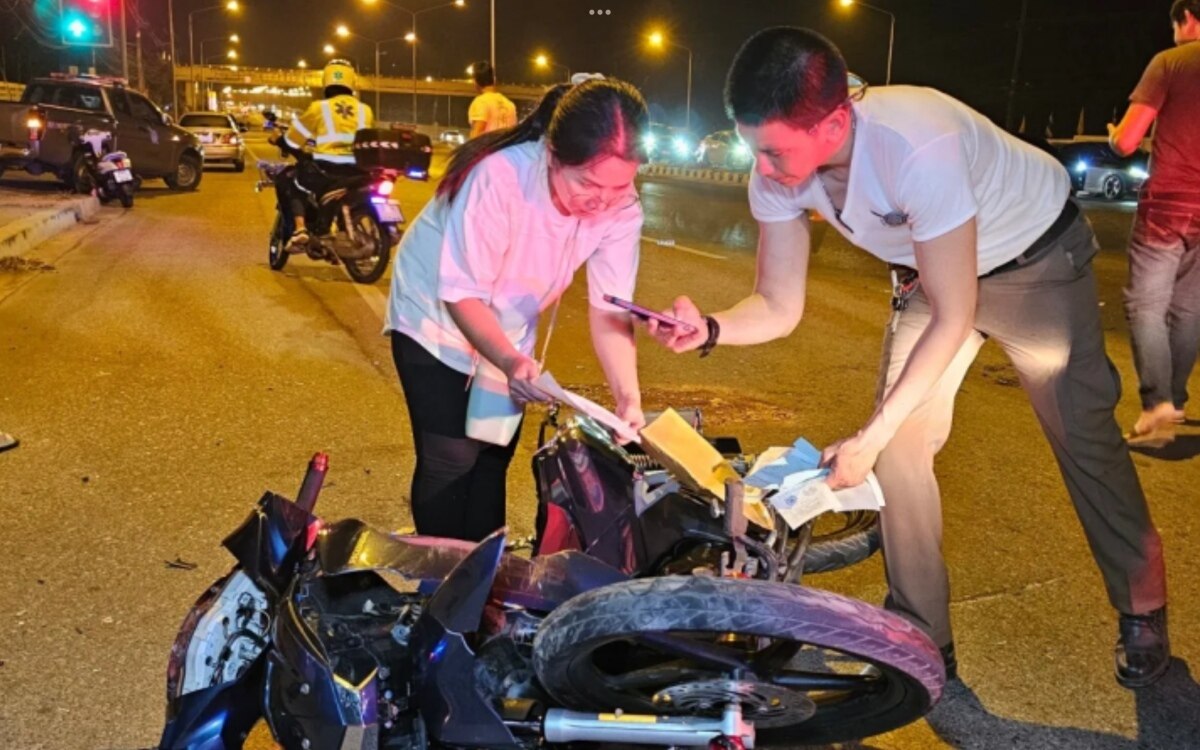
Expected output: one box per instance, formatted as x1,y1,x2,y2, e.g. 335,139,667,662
59,0,114,48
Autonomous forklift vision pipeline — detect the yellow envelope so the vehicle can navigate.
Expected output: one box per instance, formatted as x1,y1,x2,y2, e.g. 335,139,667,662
638,408,774,530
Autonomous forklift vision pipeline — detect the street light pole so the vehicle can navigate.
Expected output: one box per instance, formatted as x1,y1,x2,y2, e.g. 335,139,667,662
168,0,177,113
684,46,692,133
838,0,895,85
411,18,418,123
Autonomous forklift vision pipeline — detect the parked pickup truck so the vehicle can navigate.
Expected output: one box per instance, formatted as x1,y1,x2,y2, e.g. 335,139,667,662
0,74,204,191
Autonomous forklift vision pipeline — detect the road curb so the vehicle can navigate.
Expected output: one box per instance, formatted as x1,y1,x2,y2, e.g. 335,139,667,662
0,195,100,260
638,163,750,189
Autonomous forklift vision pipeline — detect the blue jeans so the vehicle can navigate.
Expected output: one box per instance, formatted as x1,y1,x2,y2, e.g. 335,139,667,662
1124,193,1200,411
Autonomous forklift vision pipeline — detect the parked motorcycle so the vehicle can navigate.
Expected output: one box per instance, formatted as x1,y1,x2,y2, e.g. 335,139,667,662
71,127,136,208
256,127,432,285
156,423,942,750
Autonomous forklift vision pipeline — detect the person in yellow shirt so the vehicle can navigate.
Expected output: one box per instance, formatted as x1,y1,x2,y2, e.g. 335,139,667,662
271,59,375,252
467,61,517,139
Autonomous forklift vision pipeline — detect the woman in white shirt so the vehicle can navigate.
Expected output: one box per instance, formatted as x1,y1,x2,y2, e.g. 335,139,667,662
384,77,649,541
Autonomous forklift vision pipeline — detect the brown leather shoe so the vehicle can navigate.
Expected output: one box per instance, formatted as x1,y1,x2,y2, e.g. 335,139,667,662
1115,606,1170,688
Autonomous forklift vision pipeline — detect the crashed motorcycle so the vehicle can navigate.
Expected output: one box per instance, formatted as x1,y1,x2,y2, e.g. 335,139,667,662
256,127,431,284
157,420,943,750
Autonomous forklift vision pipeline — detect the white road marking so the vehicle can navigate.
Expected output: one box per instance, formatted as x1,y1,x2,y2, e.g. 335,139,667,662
641,235,726,260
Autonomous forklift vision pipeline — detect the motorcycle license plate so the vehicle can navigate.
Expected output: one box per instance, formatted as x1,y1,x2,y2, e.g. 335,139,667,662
374,202,403,223
113,169,133,183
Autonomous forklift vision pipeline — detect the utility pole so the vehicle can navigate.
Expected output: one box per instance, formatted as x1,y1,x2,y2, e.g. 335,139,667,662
1005,0,1029,132
136,28,145,91
120,0,129,81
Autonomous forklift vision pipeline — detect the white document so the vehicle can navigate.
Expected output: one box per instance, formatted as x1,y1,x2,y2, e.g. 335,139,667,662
532,372,640,444
745,437,886,529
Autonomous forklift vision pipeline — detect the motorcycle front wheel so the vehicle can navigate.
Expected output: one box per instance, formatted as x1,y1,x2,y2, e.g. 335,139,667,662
268,213,289,271
341,208,392,285
533,576,944,747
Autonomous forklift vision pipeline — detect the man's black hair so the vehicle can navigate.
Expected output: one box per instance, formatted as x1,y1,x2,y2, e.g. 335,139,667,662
724,27,849,129
472,60,496,88
1171,0,1200,24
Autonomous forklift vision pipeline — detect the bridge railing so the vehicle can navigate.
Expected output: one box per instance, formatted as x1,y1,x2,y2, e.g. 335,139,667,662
174,65,546,100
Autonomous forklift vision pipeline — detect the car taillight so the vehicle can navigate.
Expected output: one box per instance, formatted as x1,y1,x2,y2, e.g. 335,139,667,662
112,159,125,169
375,179,395,197
26,108,44,141
223,133,239,144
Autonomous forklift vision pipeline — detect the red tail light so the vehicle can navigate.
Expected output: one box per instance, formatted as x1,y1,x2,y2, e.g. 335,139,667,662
26,108,44,141
375,179,395,197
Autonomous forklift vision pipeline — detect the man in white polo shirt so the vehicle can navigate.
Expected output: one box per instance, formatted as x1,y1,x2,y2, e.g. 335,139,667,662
653,27,1169,688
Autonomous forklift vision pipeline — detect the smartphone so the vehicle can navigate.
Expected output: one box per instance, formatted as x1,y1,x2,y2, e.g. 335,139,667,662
604,295,698,334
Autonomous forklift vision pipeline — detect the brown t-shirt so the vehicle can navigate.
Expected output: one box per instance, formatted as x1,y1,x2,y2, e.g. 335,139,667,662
1131,40,1200,193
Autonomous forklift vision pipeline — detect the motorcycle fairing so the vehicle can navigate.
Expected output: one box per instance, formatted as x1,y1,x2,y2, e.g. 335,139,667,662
264,591,382,750
316,518,627,612
222,492,314,599
157,653,266,750
411,530,523,749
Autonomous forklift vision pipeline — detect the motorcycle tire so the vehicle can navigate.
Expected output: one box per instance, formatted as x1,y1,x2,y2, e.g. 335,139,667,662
70,152,95,195
342,208,392,285
533,575,943,747
119,183,134,209
268,214,289,271
798,510,880,575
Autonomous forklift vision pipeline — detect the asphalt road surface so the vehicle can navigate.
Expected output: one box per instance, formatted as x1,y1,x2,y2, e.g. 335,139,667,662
0,135,1197,749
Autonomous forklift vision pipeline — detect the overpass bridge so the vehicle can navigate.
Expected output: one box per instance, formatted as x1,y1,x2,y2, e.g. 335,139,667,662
175,65,546,101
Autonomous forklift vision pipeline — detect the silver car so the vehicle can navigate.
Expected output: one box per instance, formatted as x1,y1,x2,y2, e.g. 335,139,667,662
179,111,246,172
696,130,752,170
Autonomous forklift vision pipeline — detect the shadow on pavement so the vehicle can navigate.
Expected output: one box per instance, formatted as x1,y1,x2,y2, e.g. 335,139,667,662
927,658,1198,749
1130,435,1200,461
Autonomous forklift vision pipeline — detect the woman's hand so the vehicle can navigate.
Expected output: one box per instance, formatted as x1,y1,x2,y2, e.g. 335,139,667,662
615,398,646,444
647,296,708,353
819,429,887,490
502,355,550,405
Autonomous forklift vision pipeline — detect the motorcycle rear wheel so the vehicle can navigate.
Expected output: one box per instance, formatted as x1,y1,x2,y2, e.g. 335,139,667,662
533,576,943,747
342,208,392,284
119,183,134,208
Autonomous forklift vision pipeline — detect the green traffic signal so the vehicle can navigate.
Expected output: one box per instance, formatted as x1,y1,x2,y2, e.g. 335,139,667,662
65,17,88,38
58,0,113,47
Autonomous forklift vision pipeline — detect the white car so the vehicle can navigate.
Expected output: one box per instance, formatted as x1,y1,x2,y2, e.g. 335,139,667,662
439,128,465,146
179,111,246,172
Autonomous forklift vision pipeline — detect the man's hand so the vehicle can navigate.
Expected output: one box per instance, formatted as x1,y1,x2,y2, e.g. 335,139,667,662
820,430,887,490
502,355,549,405
647,296,707,353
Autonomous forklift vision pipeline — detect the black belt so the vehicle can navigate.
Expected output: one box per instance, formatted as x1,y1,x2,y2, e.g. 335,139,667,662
982,199,1079,278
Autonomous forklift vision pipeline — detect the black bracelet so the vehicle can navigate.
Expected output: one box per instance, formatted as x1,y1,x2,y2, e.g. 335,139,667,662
699,315,720,358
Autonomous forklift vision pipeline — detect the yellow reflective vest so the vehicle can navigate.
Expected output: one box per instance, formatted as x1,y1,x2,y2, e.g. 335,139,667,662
285,94,374,164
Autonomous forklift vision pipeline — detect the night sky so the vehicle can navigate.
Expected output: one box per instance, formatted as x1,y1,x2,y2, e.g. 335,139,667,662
1,0,1179,136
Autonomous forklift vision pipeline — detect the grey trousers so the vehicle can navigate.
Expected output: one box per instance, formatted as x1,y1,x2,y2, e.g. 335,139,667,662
875,211,1168,648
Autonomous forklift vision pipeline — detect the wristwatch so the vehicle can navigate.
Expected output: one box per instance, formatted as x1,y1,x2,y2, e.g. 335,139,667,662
699,315,720,358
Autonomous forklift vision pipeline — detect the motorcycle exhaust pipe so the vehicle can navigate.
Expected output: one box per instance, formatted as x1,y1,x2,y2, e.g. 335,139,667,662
543,705,755,748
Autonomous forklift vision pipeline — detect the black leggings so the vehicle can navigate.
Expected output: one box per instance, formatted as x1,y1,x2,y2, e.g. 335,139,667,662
391,332,522,541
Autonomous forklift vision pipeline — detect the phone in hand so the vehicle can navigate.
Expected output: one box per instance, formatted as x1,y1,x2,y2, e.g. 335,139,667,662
603,295,697,334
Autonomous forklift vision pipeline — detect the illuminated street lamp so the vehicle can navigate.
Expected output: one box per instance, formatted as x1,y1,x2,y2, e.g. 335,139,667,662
334,24,419,115
646,30,693,133
323,43,336,55
836,0,895,85
298,59,307,68
533,52,570,82
184,0,240,109
360,0,466,123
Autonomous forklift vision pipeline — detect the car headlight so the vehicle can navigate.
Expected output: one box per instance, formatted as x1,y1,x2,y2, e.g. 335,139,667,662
1074,160,1089,174
642,133,657,152
672,136,690,156
1128,165,1149,180
733,143,750,159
